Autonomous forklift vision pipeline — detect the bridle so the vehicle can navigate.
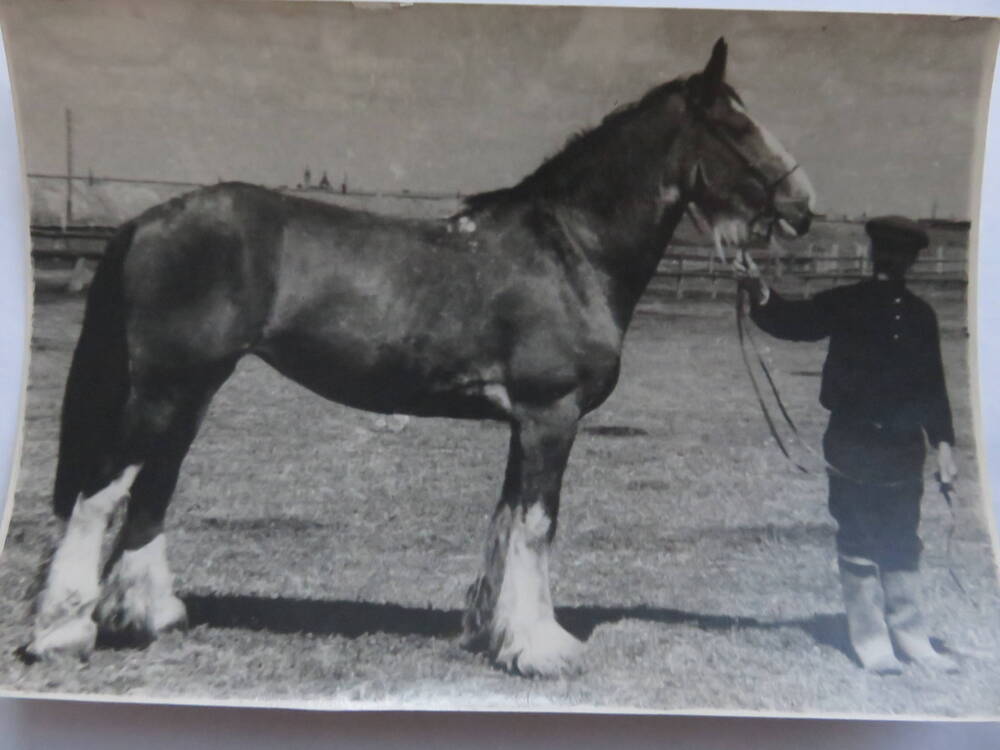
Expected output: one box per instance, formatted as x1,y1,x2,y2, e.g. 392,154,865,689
689,104,807,241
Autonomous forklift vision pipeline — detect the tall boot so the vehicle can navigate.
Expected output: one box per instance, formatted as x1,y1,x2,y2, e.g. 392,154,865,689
881,568,959,672
838,556,903,674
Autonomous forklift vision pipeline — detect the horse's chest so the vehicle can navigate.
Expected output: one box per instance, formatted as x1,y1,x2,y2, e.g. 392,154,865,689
501,291,623,409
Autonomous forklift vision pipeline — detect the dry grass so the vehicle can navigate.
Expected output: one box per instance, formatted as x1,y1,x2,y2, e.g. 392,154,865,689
0,284,997,718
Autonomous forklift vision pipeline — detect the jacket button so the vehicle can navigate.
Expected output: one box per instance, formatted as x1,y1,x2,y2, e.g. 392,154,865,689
894,298,902,304
892,334,900,340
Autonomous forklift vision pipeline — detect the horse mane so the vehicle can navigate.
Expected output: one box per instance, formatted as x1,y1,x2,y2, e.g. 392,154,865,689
457,76,742,217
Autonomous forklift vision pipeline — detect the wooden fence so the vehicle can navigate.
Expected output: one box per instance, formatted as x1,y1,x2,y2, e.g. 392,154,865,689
31,226,969,298
655,240,967,299
31,225,115,260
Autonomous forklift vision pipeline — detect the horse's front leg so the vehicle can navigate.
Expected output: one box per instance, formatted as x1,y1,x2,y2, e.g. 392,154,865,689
463,395,583,677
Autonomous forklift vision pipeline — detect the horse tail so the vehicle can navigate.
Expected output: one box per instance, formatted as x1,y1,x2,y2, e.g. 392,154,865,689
52,221,137,519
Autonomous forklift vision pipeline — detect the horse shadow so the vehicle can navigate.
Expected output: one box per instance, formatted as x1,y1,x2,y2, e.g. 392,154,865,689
180,593,855,663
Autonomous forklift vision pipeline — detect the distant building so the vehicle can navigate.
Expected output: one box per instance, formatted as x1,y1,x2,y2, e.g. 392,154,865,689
318,171,331,190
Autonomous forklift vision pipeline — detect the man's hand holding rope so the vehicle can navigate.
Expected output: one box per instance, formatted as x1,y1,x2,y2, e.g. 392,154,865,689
732,250,770,306
937,441,958,486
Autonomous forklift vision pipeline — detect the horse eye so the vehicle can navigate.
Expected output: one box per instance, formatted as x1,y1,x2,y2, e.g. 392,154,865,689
728,119,755,139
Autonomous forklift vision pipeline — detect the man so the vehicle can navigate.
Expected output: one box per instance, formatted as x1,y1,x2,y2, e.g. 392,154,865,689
733,216,959,674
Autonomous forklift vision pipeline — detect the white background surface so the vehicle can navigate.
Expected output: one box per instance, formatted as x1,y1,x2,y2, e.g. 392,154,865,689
0,0,997,746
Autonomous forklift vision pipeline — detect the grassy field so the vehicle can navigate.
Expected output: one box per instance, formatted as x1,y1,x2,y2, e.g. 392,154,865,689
0,282,997,718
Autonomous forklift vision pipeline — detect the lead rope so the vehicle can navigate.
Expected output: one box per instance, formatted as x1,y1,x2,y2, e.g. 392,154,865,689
734,256,968,595
735,285,808,473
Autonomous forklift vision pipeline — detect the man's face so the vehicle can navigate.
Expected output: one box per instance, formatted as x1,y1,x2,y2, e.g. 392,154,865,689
870,243,918,279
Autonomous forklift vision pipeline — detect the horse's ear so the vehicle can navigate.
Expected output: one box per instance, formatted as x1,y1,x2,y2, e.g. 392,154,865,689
689,37,728,109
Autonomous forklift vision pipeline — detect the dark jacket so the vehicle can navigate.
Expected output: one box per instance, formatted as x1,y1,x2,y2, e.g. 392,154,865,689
749,279,954,446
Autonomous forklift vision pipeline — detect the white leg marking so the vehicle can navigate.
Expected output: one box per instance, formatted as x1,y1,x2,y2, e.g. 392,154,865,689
97,533,187,637
492,503,582,677
29,465,141,658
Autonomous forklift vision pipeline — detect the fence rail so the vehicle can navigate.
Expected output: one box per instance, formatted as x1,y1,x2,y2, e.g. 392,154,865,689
31,226,968,297
652,239,967,299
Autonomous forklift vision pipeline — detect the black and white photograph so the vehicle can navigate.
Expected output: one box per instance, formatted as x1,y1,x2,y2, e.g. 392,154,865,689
0,0,998,717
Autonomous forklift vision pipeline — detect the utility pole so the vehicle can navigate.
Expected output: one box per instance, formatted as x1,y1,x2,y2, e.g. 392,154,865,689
64,108,73,228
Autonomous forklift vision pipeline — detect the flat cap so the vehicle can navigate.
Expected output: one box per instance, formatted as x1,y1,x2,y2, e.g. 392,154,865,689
865,215,929,254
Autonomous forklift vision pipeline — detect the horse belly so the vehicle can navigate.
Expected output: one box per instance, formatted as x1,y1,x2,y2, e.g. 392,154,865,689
261,225,512,416
256,326,509,419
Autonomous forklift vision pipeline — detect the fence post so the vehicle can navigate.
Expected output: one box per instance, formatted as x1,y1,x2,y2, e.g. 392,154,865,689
936,245,945,275
676,257,684,300
855,242,866,275
711,234,725,275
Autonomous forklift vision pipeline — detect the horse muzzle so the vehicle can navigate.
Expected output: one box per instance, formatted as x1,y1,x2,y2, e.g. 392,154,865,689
774,201,816,238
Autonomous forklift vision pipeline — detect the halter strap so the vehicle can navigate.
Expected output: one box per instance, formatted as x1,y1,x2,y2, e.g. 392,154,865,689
694,110,802,239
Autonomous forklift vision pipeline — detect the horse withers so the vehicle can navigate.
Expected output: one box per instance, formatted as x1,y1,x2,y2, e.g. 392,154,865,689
29,39,815,677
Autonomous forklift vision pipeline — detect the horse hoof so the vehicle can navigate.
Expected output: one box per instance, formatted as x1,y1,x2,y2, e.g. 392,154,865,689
865,654,904,676
26,616,97,661
494,620,584,678
96,592,188,646
151,594,188,634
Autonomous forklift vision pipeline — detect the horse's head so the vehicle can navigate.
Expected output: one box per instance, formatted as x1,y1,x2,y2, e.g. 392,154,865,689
680,38,816,246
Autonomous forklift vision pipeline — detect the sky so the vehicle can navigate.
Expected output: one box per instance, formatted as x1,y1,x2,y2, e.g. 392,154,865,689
0,0,996,218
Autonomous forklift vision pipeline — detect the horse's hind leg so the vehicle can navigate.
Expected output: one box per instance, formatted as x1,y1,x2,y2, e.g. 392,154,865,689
463,396,583,677
95,366,232,646
95,460,189,645
29,465,142,659
28,365,230,659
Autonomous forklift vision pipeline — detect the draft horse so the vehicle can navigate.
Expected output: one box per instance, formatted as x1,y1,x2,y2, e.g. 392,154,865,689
29,39,815,676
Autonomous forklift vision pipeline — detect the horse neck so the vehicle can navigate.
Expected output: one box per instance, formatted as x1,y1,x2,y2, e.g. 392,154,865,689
539,130,690,326
601,195,688,322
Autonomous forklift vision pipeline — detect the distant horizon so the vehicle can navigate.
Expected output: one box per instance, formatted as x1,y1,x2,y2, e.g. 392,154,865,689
24,171,975,224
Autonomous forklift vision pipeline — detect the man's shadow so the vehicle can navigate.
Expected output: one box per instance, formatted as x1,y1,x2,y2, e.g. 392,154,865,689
177,592,854,662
